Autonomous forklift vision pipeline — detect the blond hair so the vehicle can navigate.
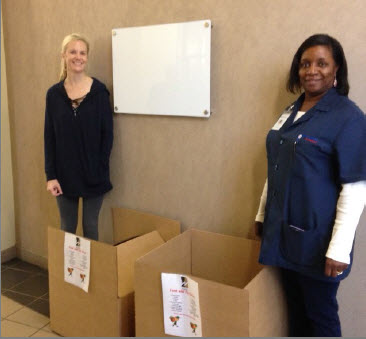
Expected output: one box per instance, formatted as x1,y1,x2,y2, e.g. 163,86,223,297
59,33,90,81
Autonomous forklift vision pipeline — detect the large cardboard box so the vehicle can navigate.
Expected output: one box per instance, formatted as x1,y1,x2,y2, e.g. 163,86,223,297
48,207,180,337
135,229,288,337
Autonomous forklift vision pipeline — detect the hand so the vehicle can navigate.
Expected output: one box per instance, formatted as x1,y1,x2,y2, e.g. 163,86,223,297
324,257,348,278
254,221,263,240
47,179,63,196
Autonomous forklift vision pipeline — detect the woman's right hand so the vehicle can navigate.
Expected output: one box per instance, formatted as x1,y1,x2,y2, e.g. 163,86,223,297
47,179,63,196
254,221,263,240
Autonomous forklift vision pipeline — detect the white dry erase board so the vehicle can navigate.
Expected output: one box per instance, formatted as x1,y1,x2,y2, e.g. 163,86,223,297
112,20,211,118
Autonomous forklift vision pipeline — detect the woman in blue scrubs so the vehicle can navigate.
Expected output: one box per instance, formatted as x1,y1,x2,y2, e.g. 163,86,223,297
254,34,366,337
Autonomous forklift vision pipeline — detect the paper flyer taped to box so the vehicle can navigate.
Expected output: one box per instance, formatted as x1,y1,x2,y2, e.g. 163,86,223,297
162,273,202,337
64,233,90,292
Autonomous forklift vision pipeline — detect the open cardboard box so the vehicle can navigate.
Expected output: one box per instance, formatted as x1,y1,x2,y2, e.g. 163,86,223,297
48,207,180,337
135,228,288,337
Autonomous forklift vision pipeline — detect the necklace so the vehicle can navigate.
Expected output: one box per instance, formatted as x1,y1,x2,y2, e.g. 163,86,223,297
71,94,87,116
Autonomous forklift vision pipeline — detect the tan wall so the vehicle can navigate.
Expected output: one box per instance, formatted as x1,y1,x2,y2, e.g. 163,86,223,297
1,10,16,255
339,210,366,336
2,0,366,335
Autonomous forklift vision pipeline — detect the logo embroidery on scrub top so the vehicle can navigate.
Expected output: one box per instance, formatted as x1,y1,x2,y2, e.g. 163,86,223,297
303,136,318,144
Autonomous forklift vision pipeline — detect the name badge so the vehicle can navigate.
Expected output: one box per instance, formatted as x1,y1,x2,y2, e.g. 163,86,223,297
271,112,291,130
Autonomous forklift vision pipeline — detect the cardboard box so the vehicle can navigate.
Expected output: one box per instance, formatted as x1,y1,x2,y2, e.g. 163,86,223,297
135,229,288,337
48,207,180,337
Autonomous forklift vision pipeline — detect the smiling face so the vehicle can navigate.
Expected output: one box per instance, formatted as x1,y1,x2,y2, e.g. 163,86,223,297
62,39,88,75
299,45,338,98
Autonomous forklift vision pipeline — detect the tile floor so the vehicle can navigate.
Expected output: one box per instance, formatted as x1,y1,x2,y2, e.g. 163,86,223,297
1,258,61,337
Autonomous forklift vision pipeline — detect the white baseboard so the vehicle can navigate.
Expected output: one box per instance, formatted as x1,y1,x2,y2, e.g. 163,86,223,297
1,246,17,263
15,247,48,270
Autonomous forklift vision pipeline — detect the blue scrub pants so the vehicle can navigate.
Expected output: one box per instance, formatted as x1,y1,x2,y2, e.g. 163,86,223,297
281,268,341,337
56,195,104,241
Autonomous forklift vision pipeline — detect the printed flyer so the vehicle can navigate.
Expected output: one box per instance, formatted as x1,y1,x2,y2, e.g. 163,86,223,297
64,233,90,292
161,273,202,337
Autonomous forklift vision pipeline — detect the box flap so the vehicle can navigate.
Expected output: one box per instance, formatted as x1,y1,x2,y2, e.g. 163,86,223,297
246,266,288,337
116,230,165,297
48,227,122,337
112,207,180,244
135,228,192,271
134,230,193,337
191,229,263,288
48,227,118,296
193,276,250,337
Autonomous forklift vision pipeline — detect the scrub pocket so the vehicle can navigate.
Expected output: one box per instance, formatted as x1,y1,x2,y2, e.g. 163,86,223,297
280,223,328,266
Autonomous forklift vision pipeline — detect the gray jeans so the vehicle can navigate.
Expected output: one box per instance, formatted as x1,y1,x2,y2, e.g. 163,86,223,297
56,195,104,241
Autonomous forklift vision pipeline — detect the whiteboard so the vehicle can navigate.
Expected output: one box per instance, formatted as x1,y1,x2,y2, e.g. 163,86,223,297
112,20,211,118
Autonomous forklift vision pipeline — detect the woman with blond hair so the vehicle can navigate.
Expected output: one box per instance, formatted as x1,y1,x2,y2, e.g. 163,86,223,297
44,33,113,240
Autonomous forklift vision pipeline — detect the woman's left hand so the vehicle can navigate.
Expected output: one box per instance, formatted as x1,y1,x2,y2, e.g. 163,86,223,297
324,257,348,278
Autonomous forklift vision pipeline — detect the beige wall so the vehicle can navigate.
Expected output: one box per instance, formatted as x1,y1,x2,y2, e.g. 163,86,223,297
1,11,16,254
339,210,366,336
2,0,366,335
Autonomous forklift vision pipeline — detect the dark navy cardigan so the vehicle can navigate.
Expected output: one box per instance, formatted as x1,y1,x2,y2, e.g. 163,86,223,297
44,77,113,197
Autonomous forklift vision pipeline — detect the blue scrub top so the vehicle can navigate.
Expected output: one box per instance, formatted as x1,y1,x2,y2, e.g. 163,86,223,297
259,88,366,282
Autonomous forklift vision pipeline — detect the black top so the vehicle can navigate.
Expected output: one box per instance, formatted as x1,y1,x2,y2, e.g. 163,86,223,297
44,77,113,197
